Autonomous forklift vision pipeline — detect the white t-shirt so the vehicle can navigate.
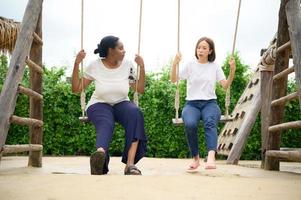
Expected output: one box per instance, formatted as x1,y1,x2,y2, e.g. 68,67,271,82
84,58,136,108
179,59,226,100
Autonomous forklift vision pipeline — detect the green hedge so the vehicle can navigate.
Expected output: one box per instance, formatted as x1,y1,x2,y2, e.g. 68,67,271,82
1,54,300,159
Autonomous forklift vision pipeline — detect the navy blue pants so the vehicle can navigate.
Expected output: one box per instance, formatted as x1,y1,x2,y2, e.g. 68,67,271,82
87,101,147,170
182,99,221,157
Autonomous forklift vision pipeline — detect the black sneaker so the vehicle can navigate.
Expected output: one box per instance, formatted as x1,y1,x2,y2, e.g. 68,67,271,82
90,151,105,175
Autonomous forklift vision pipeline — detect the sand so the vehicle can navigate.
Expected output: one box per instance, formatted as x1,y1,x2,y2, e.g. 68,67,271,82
0,156,301,200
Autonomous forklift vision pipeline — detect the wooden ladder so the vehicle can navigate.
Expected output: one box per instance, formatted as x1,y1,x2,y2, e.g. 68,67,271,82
261,0,301,170
0,0,44,167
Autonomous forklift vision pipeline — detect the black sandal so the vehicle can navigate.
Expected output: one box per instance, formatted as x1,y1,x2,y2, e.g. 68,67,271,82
124,165,142,175
90,151,105,175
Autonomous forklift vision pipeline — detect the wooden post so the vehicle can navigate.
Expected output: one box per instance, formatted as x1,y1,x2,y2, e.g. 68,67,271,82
28,10,43,168
260,69,273,168
265,0,290,170
286,0,301,107
0,0,43,150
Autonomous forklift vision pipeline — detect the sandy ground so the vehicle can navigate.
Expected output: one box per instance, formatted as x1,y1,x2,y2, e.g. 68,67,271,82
0,156,301,200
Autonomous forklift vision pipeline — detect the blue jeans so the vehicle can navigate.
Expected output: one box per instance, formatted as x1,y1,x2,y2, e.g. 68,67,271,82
182,99,221,157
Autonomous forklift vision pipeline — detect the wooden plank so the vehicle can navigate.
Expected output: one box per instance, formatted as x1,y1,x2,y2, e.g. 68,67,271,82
260,71,273,168
10,115,43,127
265,150,301,162
0,0,43,150
273,66,294,80
18,85,43,100
172,115,234,125
226,88,261,164
28,10,43,168
286,0,301,107
79,116,89,123
271,92,298,106
269,121,301,132
265,0,291,171
25,58,43,74
2,144,43,154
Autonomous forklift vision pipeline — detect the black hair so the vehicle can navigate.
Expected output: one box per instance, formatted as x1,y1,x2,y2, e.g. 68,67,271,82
94,35,119,58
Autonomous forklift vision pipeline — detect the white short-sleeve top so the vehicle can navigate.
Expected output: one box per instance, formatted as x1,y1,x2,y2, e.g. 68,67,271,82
179,59,226,100
84,58,135,108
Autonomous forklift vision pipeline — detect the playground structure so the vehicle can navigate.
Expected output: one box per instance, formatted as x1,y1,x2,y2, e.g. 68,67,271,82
0,0,300,170
217,0,301,168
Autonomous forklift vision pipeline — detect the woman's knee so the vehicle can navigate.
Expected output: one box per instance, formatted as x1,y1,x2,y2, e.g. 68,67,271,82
127,104,143,118
184,119,198,131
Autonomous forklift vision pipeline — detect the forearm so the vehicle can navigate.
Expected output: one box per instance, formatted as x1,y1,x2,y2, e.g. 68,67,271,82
170,63,178,83
225,69,235,89
71,62,82,93
137,65,145,93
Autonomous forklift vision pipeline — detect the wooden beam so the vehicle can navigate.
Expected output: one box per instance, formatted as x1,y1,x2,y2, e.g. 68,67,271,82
273,66,294,80
265,0,291,171
271,92,298,106
265,150,301,162
269,121,301,132
18,85,43,100
2,144,43,154
286,0,301,107
0,0,43,150
33,32,43,46
10,115,43,127
276,41,291,53
25,58,43,74
29,10,43,168
260,70,273,168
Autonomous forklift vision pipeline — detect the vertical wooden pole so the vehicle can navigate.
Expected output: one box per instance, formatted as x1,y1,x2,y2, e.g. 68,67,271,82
260,70,273,168
28,10,43,167
286,0,301,107
265,0,290,170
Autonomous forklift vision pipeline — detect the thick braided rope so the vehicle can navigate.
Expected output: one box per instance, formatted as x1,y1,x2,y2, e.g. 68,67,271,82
225,0,242,118
80,0,86,117
174,0,181,120
134,0,143,106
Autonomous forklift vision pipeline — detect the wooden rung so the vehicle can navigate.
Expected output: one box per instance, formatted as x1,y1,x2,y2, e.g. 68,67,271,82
18,85,43,100
271,92,298,107
25,58,43,74
79,116,89,123
2,144,43,154
276,41,291,53
269,121,301,132
10,115,43,127
266,150,301,162
172,115,234,125
33,32,43,45
273,66,295,80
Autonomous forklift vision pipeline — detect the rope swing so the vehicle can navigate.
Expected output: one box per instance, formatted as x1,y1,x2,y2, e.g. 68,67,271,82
172,0,242,125
225,0,242,118
133,0,143,106
80,0,86,120
78,0,144,122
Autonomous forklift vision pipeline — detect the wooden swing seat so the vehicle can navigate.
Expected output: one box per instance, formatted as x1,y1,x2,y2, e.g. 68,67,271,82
79,116,89,123
172,115,234,125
